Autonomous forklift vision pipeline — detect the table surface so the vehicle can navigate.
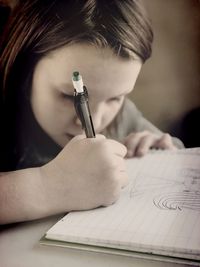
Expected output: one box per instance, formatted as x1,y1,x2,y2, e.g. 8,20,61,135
0,215,196,267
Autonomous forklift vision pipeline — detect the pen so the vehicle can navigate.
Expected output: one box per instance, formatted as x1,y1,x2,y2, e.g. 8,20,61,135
72,71,96,138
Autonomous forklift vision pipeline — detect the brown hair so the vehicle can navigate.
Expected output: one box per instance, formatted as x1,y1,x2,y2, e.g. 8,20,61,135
0,0,153,170
0,0,153,96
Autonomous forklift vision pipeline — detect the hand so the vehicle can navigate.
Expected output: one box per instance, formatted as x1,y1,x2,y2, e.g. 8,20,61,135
40,134,128,215
124,131,177,158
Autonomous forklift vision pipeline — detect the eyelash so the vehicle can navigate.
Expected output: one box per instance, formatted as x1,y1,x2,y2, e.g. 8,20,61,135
61,92,74,101
60,92,122,104
108,96,122,102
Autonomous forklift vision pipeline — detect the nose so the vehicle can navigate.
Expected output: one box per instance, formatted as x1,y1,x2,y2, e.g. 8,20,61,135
75,117,82,126
74,102,105,132
89,102,105,132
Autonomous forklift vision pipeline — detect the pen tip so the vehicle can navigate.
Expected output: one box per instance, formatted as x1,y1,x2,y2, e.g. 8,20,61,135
72,71,80,81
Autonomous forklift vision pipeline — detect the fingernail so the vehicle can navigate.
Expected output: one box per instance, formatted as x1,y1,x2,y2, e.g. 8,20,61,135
137,149,145,157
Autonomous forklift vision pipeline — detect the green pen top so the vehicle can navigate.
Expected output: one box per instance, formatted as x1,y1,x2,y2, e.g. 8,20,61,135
72,71,84,93
72,71,80,81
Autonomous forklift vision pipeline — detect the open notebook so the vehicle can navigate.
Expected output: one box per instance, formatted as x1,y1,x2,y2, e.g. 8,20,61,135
41,148,200,265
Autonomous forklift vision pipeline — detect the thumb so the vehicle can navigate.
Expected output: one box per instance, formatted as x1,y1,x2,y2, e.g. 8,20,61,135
69,133,106,145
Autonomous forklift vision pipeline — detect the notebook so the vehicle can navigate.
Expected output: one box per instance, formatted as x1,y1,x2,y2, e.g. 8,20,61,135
41,148,200,265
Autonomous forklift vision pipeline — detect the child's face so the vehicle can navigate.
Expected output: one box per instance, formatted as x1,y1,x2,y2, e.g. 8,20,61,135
31,44,142,147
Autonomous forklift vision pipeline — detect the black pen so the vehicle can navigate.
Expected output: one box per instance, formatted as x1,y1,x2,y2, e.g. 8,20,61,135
72,71,96,138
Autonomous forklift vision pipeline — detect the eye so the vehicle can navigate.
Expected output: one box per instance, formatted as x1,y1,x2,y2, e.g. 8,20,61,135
107,96,122,103
60,92,74,101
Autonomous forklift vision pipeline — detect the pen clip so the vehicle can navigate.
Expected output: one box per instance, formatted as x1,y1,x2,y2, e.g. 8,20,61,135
73,87,95,138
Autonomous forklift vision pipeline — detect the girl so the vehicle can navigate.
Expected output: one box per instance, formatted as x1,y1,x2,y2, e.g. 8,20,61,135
0,0,183,224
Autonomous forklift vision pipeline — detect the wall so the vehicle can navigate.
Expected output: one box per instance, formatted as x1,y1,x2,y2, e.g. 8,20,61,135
129,0,200,133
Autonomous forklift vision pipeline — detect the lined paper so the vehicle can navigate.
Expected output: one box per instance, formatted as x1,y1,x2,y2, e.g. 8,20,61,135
46,148,200,260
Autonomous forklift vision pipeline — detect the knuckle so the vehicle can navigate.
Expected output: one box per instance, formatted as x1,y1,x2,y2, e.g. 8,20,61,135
121,143,128,155
98,139,111,152
102,190,120,206
96,134,106,139
164,133,170,138
142,130,150,135
125,136,138,146
160,133,172,144
162,133,170,140
124,133,136,143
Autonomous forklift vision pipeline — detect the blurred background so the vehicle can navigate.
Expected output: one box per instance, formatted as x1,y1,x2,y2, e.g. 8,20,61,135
130,0,200,147
1,0,200,147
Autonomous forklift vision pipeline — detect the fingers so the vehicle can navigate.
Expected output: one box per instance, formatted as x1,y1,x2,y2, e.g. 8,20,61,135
105,139,127,157
70,134,106,143
69,134,87,143
114,157,129,188
135,134,157,156
57,134,129,209
70,135,127,157
124,132,141,157
124,131,177,158
119,170,129,188
155,133,177,150
124,131,155,157
102,171,129,207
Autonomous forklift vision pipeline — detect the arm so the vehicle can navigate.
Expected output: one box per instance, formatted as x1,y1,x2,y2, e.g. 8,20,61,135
0,167,48,224
0,135,128,224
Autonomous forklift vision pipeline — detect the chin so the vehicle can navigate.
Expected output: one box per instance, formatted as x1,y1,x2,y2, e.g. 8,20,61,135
52,134,74,148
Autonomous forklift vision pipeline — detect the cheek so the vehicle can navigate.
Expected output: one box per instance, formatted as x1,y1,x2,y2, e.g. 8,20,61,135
31,92,57,124
103,100,123,125
31,90,74,132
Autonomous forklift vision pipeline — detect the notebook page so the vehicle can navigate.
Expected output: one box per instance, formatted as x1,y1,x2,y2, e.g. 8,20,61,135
46,148,200,260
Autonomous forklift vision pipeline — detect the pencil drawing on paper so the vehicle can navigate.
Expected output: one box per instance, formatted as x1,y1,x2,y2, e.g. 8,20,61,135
153,191,200,211
129,168,200,211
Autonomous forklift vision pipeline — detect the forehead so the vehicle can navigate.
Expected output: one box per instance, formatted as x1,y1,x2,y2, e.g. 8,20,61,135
34,43,142,98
